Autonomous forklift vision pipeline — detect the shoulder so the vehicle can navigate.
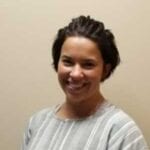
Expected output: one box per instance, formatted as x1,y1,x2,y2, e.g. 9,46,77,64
99,101,138,125
30,108,53,123
98,102,148,149
22,107,55,148
96,101,134,126
100,102,142,136
27,106,56,134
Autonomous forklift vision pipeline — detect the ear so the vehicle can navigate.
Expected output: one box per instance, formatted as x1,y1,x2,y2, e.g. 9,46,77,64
101,64,111,81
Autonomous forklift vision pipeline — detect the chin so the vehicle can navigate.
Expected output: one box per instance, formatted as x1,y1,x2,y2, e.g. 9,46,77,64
66,93,86,104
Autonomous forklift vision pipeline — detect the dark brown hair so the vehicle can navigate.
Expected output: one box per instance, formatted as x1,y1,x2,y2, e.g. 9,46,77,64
52,15,120,81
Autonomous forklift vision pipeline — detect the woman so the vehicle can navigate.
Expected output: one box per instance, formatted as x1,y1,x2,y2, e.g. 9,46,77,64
22,16,149,150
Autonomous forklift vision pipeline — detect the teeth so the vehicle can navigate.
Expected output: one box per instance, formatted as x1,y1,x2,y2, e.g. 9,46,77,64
69,83,83,88
70,84,83,88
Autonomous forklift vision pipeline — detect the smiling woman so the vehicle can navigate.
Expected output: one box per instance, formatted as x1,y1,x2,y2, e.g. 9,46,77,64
57,37,104,107
21,16,149,150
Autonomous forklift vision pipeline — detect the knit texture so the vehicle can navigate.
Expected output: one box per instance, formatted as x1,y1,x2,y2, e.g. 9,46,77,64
22,101,149,150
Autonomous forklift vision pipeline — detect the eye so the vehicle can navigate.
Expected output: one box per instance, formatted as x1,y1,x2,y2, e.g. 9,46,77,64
82,62,96,69
62,59,73,66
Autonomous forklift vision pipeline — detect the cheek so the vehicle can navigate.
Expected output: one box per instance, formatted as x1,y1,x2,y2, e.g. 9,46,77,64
86,69,103,81
57,69,66,89
58,64,68,73
57,64,70,80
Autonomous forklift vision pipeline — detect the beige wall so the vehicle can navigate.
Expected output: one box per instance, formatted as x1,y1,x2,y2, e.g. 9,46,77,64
0,0,150,149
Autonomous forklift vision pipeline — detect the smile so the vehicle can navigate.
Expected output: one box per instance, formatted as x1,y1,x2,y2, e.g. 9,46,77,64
66,81,88,93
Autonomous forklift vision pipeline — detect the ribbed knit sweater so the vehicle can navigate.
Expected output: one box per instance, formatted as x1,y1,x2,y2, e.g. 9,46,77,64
22,101,149,150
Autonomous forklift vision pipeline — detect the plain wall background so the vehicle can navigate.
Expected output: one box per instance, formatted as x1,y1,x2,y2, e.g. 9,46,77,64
0,0,150,149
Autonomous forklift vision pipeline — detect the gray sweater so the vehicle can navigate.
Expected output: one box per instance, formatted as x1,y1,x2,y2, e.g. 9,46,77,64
22,101,149,150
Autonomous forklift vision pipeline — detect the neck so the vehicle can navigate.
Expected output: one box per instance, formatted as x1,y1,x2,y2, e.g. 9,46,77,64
56,94,105,119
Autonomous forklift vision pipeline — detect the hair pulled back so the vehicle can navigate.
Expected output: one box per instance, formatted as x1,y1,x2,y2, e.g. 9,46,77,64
52,15,120,81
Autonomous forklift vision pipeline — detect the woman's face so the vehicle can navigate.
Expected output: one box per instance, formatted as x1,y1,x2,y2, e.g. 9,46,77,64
57,36,105,104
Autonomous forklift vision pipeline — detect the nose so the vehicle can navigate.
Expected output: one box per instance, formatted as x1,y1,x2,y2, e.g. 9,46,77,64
69,65,84,79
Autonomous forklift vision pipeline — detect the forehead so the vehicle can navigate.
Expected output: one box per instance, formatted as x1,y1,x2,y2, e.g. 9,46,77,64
61,37,102,60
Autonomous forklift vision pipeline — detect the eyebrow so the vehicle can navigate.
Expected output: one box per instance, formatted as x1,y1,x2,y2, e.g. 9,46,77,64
61,55,71,58
60,55,72,59
60,55,97,63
